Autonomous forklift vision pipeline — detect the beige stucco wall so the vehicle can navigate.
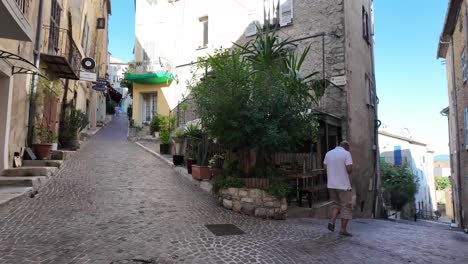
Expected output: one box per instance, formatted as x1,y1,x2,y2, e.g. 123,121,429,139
0,0,39,169
132,83,171,125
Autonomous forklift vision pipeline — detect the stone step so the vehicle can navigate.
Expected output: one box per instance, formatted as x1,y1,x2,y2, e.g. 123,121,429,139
0,176,49,190
0,186,33,206
22,160,63,168
1,167,58,177
51,150,75,160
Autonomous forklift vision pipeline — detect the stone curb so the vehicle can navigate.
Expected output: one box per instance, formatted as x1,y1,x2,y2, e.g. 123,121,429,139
134,142,213,194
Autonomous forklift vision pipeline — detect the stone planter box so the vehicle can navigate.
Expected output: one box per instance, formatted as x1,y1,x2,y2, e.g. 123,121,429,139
219,187,287,220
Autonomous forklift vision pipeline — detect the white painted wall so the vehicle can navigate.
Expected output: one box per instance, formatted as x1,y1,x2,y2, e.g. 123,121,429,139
135,0,268,110
379,131,437,212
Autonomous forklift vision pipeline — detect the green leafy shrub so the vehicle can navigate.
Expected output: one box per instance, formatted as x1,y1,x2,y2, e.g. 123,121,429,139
191,30,325,176
184,123,203,139
212,177,245,194
150,115,160,134
380,162,419,210
59,109,89,148
267,176,291,199
175,128,185,138
436,176,451,190
159,129,170,144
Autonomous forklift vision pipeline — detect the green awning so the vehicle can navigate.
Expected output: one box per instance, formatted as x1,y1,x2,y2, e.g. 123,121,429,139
125,72,174,85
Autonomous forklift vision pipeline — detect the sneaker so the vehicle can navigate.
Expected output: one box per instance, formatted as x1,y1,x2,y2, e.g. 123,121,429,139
327,222,335,232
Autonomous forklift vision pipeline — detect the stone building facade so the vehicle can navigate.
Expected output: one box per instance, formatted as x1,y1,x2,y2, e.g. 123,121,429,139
0,0,111,171
438,0,468,230
134,0,379,218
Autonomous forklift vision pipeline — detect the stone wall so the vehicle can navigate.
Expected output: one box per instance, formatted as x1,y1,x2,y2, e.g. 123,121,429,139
219,188,287,220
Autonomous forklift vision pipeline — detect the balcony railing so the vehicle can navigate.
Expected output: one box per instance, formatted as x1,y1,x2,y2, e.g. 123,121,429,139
129,59,173,74
14,0,29,14
40,26,82,80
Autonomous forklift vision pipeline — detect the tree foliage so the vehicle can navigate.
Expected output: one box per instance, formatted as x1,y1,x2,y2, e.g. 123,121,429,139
191,30,325,173
380,162,419,210
435,176,451,190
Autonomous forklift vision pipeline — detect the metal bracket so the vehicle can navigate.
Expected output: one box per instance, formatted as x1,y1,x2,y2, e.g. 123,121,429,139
0,50,37,69
12,66,48,80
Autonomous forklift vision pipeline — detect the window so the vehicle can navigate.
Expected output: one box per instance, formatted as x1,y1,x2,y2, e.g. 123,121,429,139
49,0,62,53
462,50,467,82
199,16,208,48
362,7,370,44
279,0,293,27
464,108,468,149
81,15,90,56
97,18,106,29
144,93,157,122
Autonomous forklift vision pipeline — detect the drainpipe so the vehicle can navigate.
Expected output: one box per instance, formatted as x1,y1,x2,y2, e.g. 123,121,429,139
450,36,464,229
27,0,45,147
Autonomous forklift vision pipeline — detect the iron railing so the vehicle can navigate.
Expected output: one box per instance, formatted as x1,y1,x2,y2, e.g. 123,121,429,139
40,26,82,79
129,59,173,74
14,0,29,14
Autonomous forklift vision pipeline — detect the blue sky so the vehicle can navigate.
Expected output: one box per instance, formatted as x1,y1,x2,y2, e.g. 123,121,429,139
108,0,450,154
374,0,449,154
108,0,135,62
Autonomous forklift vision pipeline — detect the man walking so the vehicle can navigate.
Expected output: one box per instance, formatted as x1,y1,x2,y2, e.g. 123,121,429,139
323,141,353,237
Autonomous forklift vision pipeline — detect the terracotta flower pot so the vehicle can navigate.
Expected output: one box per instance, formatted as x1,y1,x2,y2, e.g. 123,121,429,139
186,159,196,174
33,143,53,160
191,165,211,180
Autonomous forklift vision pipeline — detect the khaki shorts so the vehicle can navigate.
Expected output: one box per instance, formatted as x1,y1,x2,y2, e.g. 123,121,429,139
329,188,353,220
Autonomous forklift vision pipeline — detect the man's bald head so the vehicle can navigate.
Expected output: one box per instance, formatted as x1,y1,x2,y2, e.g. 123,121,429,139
340,141,350,151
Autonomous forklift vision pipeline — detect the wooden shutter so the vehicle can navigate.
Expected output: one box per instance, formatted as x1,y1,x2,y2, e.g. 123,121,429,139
280,0,293,27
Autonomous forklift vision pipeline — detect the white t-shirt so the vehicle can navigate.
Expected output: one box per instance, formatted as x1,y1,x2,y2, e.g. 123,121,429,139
323,146,353,190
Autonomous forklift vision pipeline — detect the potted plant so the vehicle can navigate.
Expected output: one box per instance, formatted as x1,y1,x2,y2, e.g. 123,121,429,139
184,123,203,173
50,132,58,151
172,128,185,165
59,109,89,150
192,135,211,180
33,126,53,160
150,115,160,138
159,128,171,154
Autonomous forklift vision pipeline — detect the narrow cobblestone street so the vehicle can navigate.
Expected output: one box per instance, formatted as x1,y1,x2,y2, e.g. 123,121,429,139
0,117,466,264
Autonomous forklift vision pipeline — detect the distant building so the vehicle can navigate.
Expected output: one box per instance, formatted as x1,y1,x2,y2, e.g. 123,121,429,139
434,161,451,178
379,128,437,215
109,57,131,113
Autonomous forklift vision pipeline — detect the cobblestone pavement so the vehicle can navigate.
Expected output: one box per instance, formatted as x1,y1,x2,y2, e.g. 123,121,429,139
0,116,467,264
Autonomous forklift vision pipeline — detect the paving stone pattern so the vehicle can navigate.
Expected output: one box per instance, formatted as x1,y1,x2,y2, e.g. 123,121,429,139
0,117,467,264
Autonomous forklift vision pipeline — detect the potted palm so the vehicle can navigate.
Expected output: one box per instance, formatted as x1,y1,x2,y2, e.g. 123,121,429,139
192,134,211,180
172,129,185,165
59,109,89,150
150,115,160,138
184,123,202,173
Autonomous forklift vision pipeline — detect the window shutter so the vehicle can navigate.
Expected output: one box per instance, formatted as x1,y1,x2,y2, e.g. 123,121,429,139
465,108,468,149
279,0,293,27
245,21,257,37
